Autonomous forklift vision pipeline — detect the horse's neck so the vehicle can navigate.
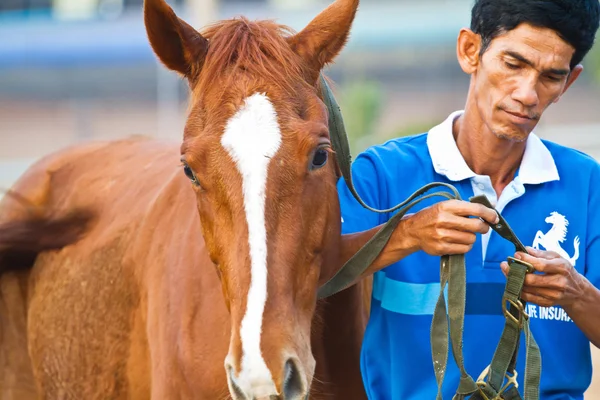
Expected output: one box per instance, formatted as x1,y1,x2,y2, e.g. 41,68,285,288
311,279,370,399
547,224,564,240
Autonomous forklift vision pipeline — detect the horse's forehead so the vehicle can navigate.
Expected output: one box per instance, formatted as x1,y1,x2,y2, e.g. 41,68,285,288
220,92,281,155
187,90,326,187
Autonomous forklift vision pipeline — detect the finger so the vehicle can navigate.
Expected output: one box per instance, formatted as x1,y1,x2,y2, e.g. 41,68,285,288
401,212,415,221
500,261,509,277
436,229,477,245
523,246,560,260
520,290,554,307
522,286,560,301
440,200,499,224
515,253,567,274
428,241,473,256
523,273,566,290
438,213,491,234
442,244,474,255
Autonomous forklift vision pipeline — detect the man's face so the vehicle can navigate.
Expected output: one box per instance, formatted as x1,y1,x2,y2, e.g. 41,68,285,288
471,23,580,142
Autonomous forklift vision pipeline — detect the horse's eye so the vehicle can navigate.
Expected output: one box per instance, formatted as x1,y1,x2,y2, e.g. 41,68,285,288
182,163,200,186
310,147,329,170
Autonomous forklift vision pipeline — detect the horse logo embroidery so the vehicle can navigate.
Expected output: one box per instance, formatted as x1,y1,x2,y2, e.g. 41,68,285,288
532,211,580,266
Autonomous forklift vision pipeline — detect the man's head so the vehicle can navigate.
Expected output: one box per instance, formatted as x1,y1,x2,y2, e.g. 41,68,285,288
457,0,600,142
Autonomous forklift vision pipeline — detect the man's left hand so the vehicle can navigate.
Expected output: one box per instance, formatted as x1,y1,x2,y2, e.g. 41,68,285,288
500,246,587,308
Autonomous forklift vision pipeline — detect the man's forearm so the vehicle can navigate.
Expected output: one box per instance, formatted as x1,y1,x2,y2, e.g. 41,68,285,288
322,219,418,286
323,200,495,288
563,276,600,349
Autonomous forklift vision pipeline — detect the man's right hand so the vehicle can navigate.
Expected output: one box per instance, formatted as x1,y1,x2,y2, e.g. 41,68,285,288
332,199,500,286
396,199,499,256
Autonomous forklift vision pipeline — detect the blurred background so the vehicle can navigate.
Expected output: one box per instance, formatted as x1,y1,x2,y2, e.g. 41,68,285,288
1,0,600,396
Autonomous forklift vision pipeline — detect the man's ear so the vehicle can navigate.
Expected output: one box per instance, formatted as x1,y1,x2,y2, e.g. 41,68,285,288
553,64,583,103
144,0,209,81
456,28,482,75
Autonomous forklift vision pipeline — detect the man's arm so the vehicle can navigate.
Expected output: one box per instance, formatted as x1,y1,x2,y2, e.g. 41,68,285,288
564,277,600,349
321,199,500,286
331,143,498,288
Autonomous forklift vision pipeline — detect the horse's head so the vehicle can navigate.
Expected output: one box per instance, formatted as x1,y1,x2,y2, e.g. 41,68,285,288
545,211,567,227
143,0,358,398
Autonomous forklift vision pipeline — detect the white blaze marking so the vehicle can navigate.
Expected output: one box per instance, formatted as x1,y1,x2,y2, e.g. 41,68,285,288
221,92,281,396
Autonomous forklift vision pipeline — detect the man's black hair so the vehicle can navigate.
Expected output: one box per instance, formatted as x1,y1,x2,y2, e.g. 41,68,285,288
470,0,600,69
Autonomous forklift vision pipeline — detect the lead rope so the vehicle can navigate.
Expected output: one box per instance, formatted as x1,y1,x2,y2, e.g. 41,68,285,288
317,75,541,400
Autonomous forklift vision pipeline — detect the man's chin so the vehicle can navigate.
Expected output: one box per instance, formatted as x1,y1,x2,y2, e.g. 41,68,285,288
492,129,529,143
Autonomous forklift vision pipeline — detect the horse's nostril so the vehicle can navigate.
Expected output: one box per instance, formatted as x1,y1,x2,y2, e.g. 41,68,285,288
226,364,248,400
282,358,306,399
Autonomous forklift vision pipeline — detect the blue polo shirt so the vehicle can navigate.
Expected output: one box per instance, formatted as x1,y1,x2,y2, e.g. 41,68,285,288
338,110,600,400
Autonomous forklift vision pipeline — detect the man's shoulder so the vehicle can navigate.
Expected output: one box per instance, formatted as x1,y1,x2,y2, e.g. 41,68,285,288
541,138,600,176
358,132,431,167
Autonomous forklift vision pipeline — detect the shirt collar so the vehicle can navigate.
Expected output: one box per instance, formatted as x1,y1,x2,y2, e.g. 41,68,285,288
426,110,559,185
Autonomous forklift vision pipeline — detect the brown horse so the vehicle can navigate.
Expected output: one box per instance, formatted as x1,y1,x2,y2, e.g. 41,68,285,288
0,0,371,399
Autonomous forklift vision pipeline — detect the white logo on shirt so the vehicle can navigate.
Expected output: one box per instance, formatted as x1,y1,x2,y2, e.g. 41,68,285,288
532,211,580,266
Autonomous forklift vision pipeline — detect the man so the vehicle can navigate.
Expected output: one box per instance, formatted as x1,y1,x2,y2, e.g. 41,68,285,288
337,0,600,398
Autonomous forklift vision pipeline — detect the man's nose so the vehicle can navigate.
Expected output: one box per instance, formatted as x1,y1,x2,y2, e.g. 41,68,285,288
511,76,539,108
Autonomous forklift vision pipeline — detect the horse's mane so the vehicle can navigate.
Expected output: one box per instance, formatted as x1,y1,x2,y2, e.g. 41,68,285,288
197,17,310,95
549,211,568,242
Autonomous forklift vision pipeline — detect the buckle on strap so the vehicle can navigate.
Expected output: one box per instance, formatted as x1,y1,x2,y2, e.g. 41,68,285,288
502,297,529,328
507,256,535,274
476,365,519,400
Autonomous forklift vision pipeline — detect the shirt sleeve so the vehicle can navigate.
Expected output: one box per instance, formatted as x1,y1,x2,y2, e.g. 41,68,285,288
584,162,600,288
337,149,387,235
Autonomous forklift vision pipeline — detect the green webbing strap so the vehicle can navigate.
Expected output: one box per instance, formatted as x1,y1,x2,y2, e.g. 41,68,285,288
316,75,462,299
475,260,541,400
431,254,479,400
447,252,478,397
316,185,461,298
431,255,452,399
489,261,529,391
468,197,541,400
317,75,541,399
523,316,541,399
469,196,541,400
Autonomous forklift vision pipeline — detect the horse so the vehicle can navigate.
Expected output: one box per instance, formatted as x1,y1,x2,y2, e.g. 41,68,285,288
0,0,372,398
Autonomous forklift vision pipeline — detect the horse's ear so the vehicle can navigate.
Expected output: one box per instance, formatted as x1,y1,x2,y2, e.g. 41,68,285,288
143,0,208,80
287,0,359,83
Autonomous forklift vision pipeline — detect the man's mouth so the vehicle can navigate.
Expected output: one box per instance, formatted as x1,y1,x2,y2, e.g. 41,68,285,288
503,109,536,122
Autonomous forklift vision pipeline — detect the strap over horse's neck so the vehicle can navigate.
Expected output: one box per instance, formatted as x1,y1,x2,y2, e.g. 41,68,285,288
317,74,542,400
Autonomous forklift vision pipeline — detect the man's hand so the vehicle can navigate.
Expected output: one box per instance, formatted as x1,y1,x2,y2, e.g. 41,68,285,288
395,199,500,256
500,247,587,308
334,199,498,288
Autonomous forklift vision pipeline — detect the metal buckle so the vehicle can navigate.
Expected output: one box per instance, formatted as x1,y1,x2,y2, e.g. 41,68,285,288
476,365,519,400
502,297,528,328
507,256,535,274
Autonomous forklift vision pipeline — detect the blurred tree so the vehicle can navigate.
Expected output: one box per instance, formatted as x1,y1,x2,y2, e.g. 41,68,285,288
338,79,384,155
586,45,600,86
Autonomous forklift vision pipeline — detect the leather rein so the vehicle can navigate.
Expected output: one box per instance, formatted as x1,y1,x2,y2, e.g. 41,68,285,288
317,75,542,400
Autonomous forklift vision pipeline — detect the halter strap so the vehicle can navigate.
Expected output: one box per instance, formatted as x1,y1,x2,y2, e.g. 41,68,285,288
317,75,541,400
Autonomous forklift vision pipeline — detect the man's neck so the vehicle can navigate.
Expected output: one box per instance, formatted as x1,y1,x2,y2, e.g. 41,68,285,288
453,111,526,196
